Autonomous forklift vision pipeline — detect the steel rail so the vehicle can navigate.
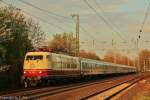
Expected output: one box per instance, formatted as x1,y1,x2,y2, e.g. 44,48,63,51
81,74,149,100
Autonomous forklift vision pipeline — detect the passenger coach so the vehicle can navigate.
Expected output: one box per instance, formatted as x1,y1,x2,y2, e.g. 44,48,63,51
23,52,136,87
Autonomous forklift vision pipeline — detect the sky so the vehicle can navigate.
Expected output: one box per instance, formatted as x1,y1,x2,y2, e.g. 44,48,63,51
0,0,150,58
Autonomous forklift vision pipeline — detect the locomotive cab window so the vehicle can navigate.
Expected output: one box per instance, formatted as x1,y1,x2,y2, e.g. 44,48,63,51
26,55,43,60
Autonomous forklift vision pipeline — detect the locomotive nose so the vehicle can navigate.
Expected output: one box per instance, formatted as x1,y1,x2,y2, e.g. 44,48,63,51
23,70,48,77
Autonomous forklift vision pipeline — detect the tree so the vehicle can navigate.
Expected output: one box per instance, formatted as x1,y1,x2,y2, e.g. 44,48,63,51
0,5,45,88
138,49,150,71
0,44,6,64
0,6,45,64
48,33,101,60
103,51,115,63
79,50,100,60
103,51,134,66
27,19,45,49
48,32,76,56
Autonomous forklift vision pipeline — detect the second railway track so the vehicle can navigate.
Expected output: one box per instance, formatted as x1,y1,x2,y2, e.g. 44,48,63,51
82,73,148,100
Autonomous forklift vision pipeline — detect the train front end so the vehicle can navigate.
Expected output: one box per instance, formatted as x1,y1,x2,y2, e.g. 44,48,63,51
23,52,51,87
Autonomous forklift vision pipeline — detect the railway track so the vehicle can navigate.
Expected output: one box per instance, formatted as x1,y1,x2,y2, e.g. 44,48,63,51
82,74,147,100
40,73,146,100
0,75,119,96
0,74,140,100
0,86,45,96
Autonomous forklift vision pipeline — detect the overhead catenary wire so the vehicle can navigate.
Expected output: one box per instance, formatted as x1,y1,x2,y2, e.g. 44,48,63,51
17,0,72,21
84,0,127,42
19,0,104,45
17,0,76,32
18,0,99,43
23,10,65,32
72,17,108,47
80,26,105,45
93,0,129,40
2,0,100,49
17,0,122,49
140,3,150,33
137,2,150,53
17,0,77,32
1,0,67,33
3,1,97,46
83,0,127,42
1,0,132,53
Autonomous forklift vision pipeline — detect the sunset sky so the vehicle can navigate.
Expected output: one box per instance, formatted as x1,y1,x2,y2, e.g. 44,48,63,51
1,0,150,58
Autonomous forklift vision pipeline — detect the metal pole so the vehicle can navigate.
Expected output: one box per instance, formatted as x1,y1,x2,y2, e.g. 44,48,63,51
77,15,79,57
128,58,130,66
72,14,79,57
137,38,140,72
112,40,116,63
148,59,149,71
93,40,95,48
134,60,136,67
144,60,146,72
127,50,130,66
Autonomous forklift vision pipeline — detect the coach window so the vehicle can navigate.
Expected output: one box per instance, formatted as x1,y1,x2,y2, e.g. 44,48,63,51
85,63,87,68
73,59,77,68
46,55,51,60
67,63,70,68
61,56,66,68
65,58,68,69
71,59,75,69
82,62,85,68
70,59,74,69
61,57,65,69
62,57,66,68
66,58,69,68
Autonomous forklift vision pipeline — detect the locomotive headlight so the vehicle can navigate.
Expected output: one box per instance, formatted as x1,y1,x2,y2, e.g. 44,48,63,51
24,71,26,74
39,71,42,74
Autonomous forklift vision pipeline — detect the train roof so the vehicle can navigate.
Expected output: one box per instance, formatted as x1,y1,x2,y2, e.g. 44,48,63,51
80,57,136,69
25,52,136,69
26,52,79,59
51,53,79,59
26,52,50,55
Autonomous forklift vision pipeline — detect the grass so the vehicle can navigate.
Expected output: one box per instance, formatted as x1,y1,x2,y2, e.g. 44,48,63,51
136,93,150,100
